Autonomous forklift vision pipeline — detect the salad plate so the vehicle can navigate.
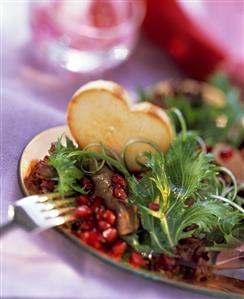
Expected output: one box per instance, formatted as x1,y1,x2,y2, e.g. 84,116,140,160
18,78,244,298
19,126,243,299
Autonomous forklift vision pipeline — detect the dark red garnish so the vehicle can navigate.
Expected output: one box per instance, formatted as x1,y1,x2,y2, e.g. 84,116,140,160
111,240,127,258
156,254,176,271
91,196,105,212
219,146,234,160
206,146,213,153
102,210,116,225
24,157,57,194
76,195,90,206
80,177,94,194
134,173,143,180
80,219,94,231
95,206,106,220
102,228,118,243
75,205,93,218
82,231,105,249
97,220,111,231
113,186,128,202
129,252,146,268
148,202,160,211
111,174,127,188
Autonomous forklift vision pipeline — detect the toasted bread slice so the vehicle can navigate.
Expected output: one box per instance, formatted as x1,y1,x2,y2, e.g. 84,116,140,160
67,80,174,171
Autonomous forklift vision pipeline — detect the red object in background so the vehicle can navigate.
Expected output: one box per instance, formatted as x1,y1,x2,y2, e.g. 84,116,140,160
143,0,227,80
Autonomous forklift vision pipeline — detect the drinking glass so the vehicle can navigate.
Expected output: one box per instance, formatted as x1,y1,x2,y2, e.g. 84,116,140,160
30,0,146,74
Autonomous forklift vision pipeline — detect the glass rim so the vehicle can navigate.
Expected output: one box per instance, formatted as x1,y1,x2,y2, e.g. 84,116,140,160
30,0,146,40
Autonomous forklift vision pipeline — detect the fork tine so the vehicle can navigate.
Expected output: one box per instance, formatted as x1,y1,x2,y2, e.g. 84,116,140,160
39,200,76,212
39,192,61,201
43,207,76,218
38,194,76,207
45,214,76,228
44,216,67,227
10,194,77,233
47,198,76,207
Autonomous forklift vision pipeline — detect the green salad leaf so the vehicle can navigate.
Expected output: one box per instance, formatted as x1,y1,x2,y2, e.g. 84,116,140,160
138,72,244,147
127,133,244,256
48,137,85,197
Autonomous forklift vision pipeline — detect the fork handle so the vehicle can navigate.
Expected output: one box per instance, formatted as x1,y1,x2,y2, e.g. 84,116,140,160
0,220,17,237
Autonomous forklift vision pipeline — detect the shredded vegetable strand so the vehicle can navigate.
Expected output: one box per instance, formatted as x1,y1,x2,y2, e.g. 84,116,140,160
68,150,130,177
168,108,186,139
121,138,161,169
211,194,244,213
81,143,106,174
218,166,238,201
195,136,207,153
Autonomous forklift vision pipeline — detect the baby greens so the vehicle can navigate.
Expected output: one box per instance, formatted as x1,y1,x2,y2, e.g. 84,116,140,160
47,118,243,258
126,133,243,256
138,72,244,147
48,137,85,197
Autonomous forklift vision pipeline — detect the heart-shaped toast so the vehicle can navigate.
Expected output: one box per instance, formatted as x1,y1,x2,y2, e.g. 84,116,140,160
67,80,174,171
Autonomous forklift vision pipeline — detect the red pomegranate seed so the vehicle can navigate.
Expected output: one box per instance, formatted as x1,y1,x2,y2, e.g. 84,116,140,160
148,202,160,211
80,177,94,194
134,173,143,180
113,186,128,202
76,195,89,206
129,252,146,268
111,240,127,258
75,205,93,218
98,220,111,231
80,219,95,231
95,206,106,221
91,196,105,212
206,146,213,153
111,174,127,188
102,210,116,225
82,231,104,249
102,228,118,243
219,146,234,160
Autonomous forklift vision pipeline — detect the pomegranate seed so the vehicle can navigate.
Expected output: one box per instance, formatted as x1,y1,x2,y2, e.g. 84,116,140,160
95,206,106,220
102,210,116,225
98,220,111,231
82,231,104,249
111,174,127,188
80,219,95,231
148,202,160,211
134,173,143,180
75,205,93,218
80,177,94,194
113,186,128,202
219,146,234,160
91,196,105,212
76,195,89,206
206,146,213,153
111,240,127,258
102,228,118,243
129,252,146,268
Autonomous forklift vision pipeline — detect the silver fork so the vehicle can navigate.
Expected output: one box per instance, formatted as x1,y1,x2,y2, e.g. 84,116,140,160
0,193,76,237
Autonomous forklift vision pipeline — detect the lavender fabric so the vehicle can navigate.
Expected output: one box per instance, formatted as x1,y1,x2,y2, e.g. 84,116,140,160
1,2,213,299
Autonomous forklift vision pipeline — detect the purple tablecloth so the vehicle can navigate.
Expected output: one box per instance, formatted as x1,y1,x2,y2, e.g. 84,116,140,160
1,2,214,299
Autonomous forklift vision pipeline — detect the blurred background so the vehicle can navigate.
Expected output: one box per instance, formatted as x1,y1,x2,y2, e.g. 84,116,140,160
2,0,244,93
